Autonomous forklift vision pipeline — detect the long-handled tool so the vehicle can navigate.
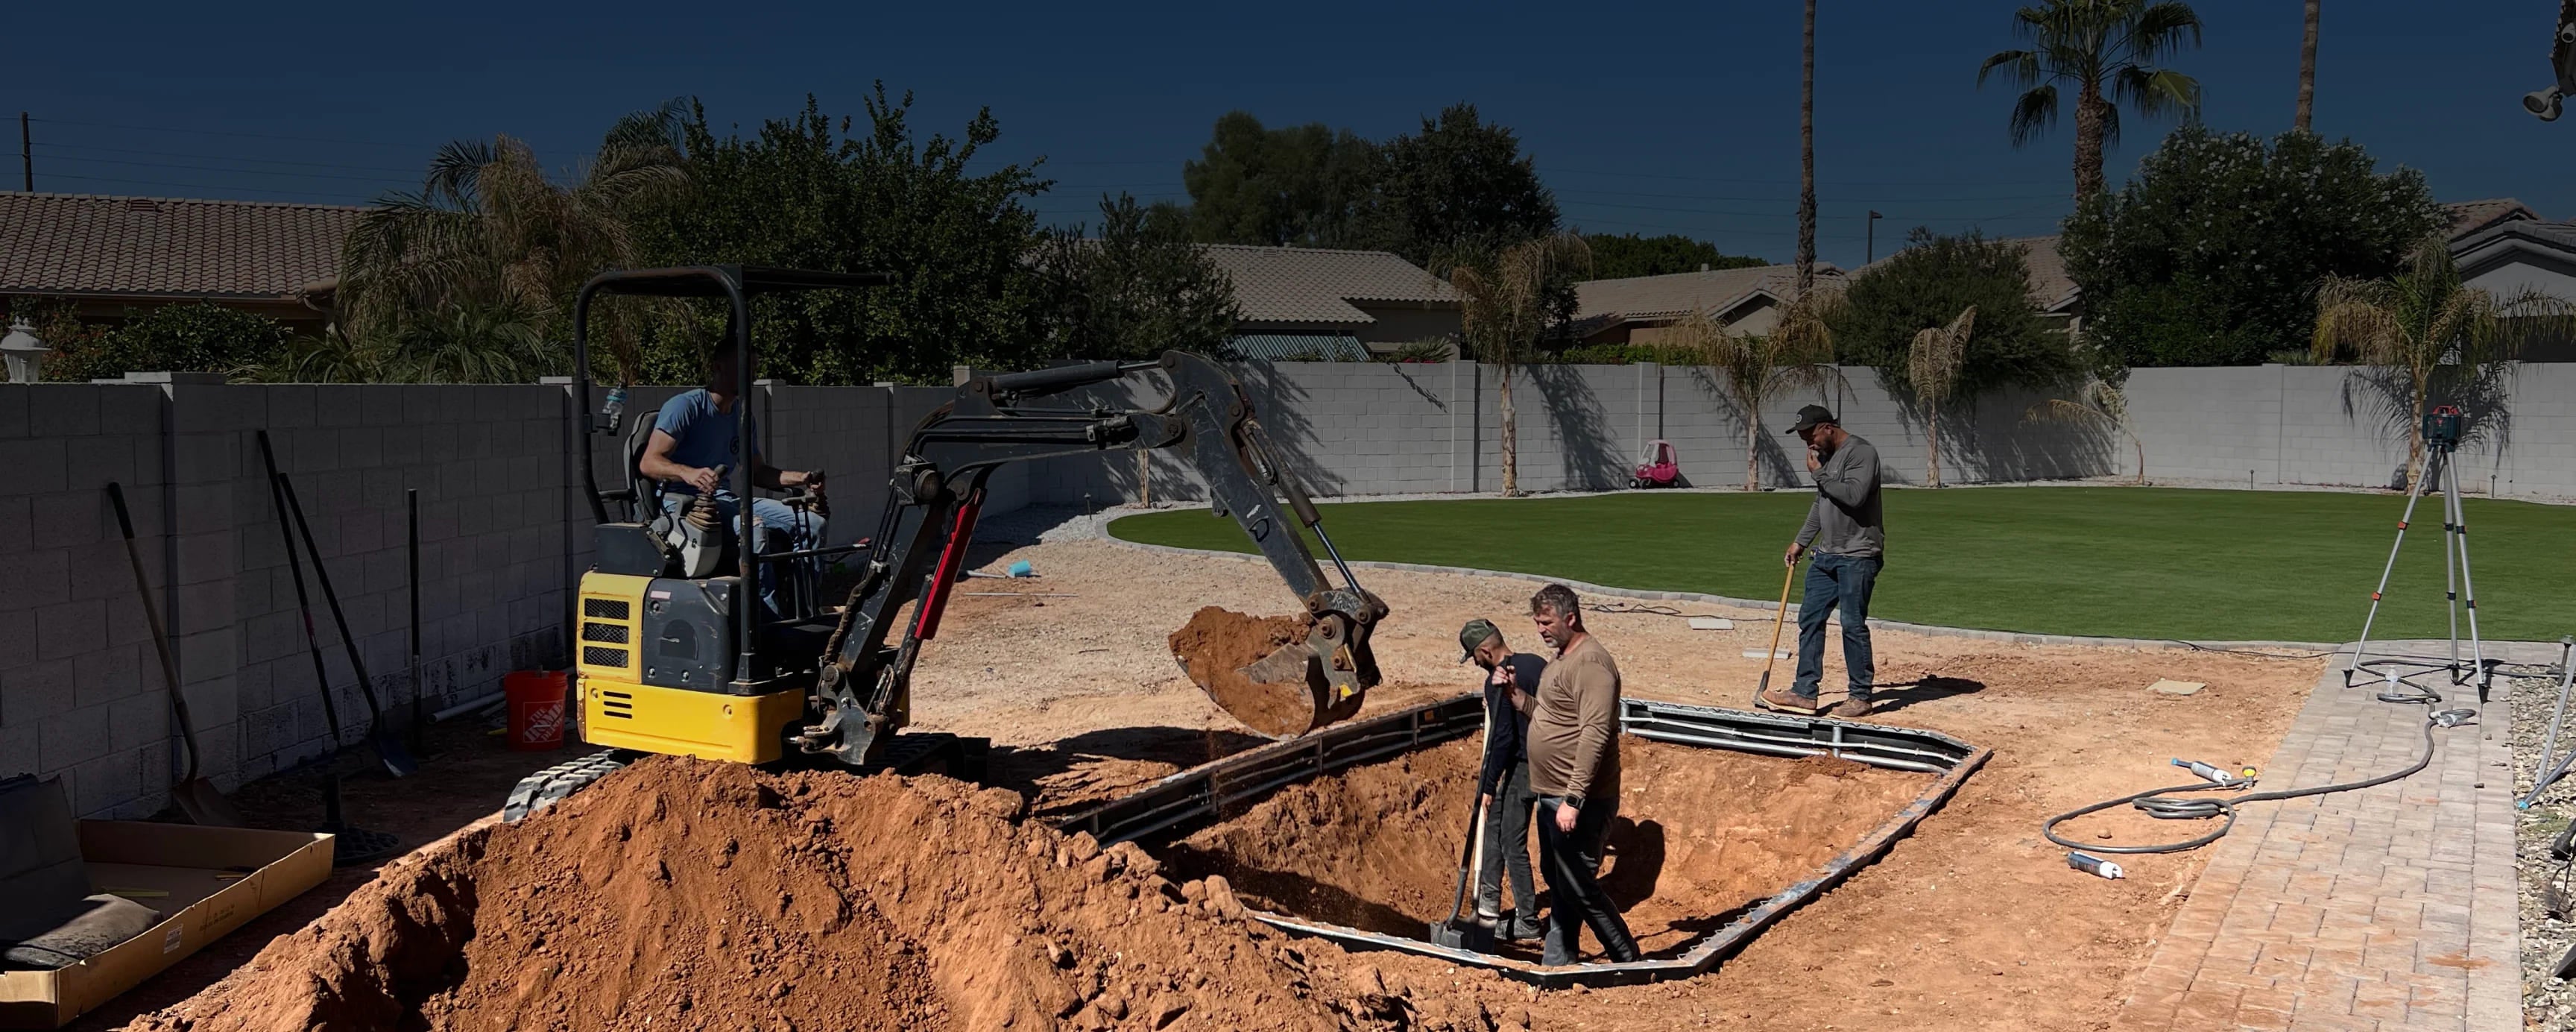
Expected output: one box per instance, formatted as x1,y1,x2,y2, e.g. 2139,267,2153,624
254,431,413,778
106,482,244,827
277,466,420,778
406,488,425,758
1427,794,1497,953
1754,559,1797,702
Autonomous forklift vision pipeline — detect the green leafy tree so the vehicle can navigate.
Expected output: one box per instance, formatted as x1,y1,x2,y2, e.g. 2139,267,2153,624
1179,112,1380,248
1452,232,1591,496
2312,235,2576,488
1582,233,1766,279
39,302,288,381
632,89,1053,385
2062,127,2444,367
1364,104,1559,271
338,100,690,383
1977,0,2205,202
1832,229,2072,397
1033,194,1241,360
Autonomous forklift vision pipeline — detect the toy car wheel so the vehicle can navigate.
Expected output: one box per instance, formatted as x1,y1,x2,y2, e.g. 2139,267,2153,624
1628,478,1642,488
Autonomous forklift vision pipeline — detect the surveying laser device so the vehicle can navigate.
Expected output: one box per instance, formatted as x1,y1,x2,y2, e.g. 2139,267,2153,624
2342,405,2491,696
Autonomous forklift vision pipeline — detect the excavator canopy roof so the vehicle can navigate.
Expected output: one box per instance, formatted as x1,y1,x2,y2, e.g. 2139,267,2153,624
578,265,896,299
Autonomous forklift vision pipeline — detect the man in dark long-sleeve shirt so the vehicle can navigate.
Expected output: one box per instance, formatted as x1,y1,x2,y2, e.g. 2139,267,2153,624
1459,619,1544,941
1761,404,1885,718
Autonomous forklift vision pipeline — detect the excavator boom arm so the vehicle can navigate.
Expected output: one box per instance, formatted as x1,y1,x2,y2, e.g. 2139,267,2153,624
798,351,1385,765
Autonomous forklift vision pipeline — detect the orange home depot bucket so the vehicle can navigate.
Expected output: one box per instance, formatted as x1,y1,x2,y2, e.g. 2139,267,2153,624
504,670,569,751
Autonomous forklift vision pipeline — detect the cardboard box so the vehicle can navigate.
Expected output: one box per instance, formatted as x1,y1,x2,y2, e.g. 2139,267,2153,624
0,822,332,1030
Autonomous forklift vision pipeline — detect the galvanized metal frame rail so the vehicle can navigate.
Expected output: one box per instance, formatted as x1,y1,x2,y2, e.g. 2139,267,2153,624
1057,696,1988,988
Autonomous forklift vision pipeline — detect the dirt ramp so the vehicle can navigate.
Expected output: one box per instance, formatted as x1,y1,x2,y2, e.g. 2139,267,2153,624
127,757,1515,1032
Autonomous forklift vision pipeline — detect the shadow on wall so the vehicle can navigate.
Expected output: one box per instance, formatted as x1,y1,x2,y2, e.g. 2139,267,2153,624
1874,375,2113,485
2337,364,2513,488
1230,359,1347,499
1525,365,1623,491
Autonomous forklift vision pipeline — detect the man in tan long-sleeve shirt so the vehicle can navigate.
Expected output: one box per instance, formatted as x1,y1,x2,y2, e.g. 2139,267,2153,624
1524,583,1641,966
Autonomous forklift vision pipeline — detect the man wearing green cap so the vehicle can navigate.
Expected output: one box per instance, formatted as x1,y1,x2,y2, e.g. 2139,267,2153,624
1461,618,1544,941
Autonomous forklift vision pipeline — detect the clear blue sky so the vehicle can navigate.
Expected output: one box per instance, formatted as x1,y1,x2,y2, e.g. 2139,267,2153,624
12,1,2568,269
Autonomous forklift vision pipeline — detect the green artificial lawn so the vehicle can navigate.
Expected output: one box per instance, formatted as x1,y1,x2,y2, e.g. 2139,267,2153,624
1107,487,2576,642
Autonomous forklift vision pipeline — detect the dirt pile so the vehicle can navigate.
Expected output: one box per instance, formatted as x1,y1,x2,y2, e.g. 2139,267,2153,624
1162,737,1928,957
1171,606,1360,739
125,758,1519,1032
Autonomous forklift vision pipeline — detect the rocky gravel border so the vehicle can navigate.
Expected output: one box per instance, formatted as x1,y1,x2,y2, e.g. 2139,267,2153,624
2508,656,2576,1028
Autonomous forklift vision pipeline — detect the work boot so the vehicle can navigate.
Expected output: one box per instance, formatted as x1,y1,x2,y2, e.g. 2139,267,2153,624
1830,696,1875,719
1503,911,1544,943
1757,688,1822,715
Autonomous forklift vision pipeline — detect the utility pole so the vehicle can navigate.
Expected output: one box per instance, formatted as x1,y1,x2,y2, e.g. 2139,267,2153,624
1866,210,1883,265
19,113,30,192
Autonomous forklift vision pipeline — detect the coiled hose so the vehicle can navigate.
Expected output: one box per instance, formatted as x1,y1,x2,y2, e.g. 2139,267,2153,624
2042,689,2475,855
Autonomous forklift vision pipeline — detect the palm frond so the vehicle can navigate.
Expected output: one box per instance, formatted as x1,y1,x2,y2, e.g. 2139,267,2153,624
1907,305,1975,405
2130,1,2206,63
2025,397,2112,427
2006,84,2059,147
1978,49,2042,89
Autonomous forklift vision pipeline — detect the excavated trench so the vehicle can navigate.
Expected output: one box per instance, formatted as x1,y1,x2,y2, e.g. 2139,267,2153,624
1153,735,1932,960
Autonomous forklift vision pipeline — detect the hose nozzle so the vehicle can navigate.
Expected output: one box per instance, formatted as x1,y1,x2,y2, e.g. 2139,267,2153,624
2171,757,2238,786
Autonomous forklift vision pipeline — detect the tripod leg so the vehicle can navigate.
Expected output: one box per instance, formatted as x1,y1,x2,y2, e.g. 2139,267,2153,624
2439,450,2460,683
2449,453,2489,693
2349,465,2431,686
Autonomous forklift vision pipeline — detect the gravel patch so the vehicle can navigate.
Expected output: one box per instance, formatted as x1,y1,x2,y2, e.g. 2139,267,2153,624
2508,653,2576,1026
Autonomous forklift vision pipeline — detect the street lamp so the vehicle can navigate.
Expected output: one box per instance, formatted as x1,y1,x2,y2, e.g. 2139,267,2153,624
1,318,48,384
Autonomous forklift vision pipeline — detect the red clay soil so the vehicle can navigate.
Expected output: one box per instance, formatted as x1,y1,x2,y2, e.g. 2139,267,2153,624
1160,737,1926,957
1169,606,1350,739
124,757,1523,1032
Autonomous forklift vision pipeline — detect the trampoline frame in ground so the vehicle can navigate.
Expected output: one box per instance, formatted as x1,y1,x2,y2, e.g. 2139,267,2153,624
1057,694,1989,988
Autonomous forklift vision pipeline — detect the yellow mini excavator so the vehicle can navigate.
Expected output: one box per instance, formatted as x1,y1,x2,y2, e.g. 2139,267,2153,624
505,265,1386,819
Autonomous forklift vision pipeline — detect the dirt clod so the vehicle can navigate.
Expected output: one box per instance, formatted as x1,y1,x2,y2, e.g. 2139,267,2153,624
127,757,1512,1032
1172,606,1348,737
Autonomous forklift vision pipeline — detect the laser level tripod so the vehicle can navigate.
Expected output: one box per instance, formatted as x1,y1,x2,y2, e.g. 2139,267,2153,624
2343,405,2492,697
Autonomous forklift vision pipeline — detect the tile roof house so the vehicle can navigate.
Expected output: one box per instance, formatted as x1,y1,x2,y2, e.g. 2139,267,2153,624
1201,245,1459,359
2452,213,2576,362
0,192,362,334
2443,198,2540,241
1570,262,1846,347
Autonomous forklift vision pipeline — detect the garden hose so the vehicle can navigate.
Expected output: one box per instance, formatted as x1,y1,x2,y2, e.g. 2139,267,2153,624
2042,693,2476,856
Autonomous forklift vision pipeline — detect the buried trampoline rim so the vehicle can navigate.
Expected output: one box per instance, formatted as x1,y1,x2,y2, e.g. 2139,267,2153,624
1054,696,1990,988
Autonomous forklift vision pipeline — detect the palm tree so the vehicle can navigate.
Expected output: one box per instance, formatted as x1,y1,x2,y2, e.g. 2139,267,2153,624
1977,1,2205,202
1684,293,1837,491
1796,0,1819,294
2296,0,2320,132
2313,234,2575,488
336,101,689,383
1452,232,1591,496
1907,306,1975,488
2028,377,2145,484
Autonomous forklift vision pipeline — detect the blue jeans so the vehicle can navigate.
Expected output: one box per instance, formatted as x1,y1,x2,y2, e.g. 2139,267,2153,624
1793,553,1881,699
660,494,827,614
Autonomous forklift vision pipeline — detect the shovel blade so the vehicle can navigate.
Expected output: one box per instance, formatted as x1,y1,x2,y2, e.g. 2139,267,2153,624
171,779,245,828
370,729,420,779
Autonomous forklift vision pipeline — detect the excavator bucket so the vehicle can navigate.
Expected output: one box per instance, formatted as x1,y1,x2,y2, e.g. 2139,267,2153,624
1170,607,1369,738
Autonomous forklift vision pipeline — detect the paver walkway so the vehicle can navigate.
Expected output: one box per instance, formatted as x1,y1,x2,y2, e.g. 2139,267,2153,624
2112,641,2548,1031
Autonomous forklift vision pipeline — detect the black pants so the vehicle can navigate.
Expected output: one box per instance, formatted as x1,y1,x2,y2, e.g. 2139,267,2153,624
1535,796,1639,963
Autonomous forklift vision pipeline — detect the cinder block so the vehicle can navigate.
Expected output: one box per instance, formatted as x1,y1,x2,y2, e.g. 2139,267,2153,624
72,642,145,709
28,387,102,437
72,748,142,817
0,438,69,497
36,598,107,661
107,693,168,755
40,703,113,771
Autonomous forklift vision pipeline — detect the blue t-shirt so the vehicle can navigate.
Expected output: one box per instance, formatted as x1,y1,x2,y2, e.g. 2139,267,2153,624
653,388,760,497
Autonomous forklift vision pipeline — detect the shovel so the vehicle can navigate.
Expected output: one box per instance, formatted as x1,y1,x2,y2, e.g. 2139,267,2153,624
256,431,416,778
1753,559,1797,703
1427,794,1497,953
105,483,244,827
277,469,419,778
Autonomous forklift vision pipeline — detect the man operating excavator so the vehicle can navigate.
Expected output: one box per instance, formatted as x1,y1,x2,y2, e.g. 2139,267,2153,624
638,335,827,614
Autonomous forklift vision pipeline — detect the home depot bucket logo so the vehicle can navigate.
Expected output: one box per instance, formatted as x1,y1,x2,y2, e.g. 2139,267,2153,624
520,700,564,743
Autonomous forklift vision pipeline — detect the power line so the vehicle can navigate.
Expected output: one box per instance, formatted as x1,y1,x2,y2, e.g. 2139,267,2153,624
34,153,415,186
1541,165,2072,189
39,172,377,201
30,116,432,150
32,141,428,175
